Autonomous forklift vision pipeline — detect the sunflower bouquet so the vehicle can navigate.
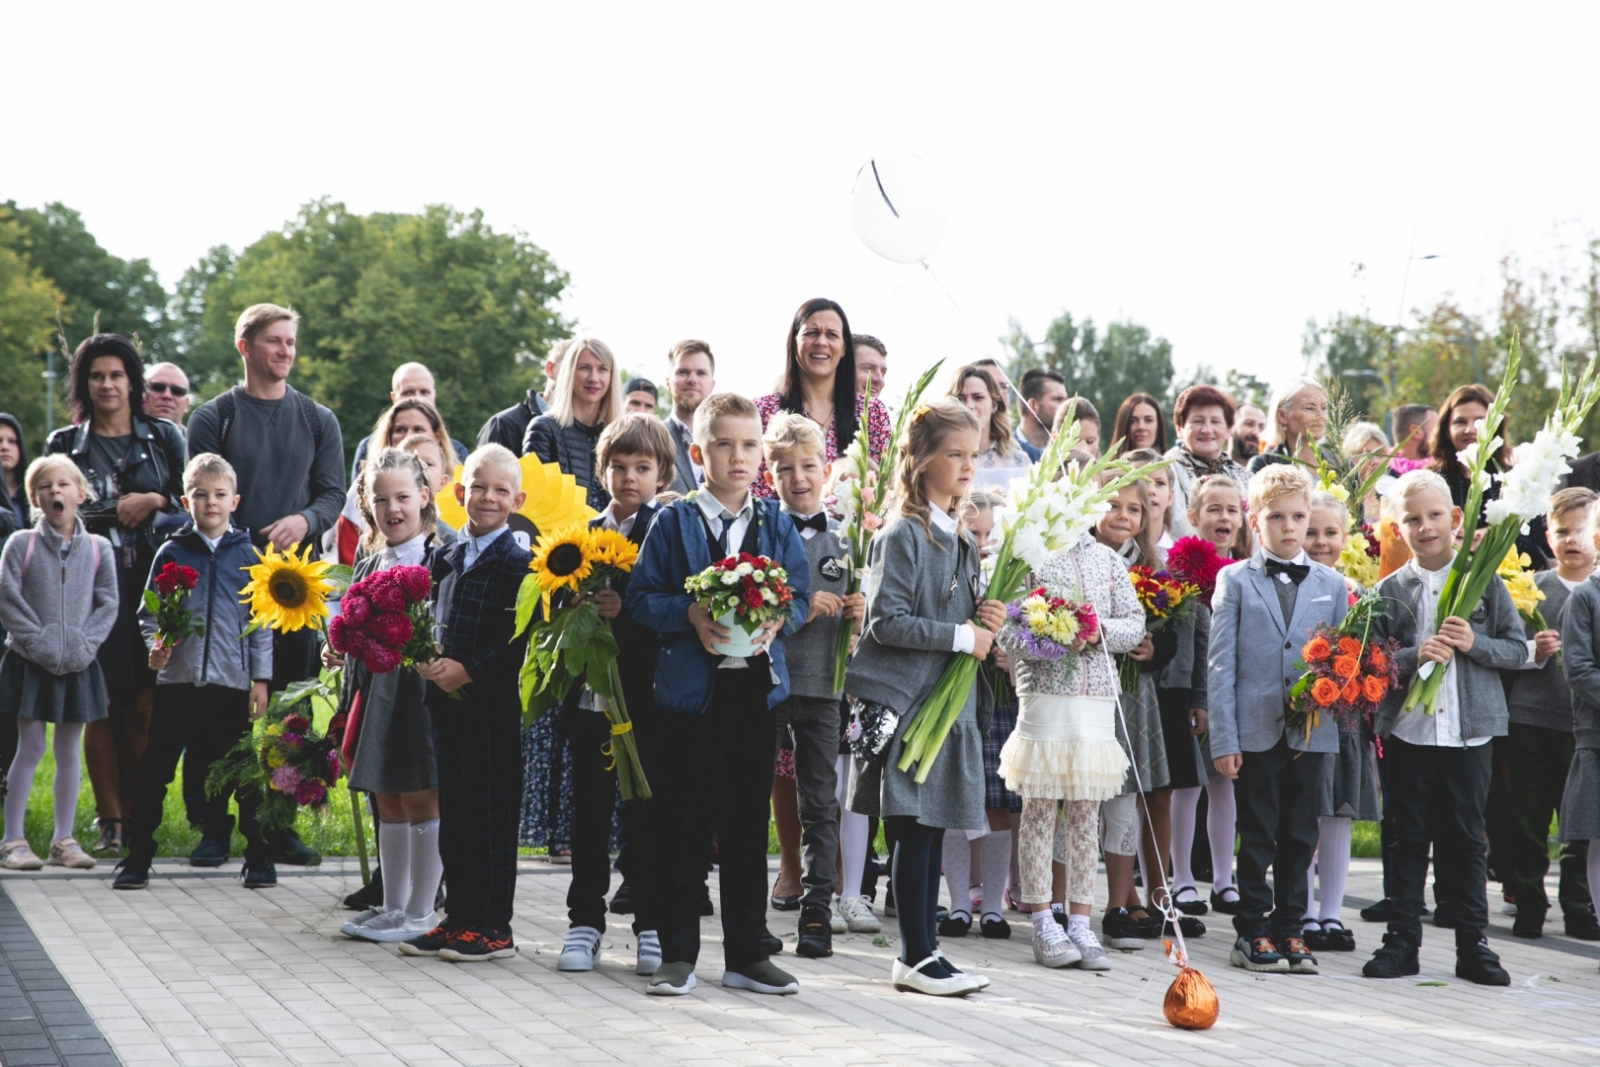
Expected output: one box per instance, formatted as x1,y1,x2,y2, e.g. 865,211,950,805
512,523,650,799
239,543,352,635
206,676,344,831
145,561,206,648
1285,591,1401,742
1117,566,1201,692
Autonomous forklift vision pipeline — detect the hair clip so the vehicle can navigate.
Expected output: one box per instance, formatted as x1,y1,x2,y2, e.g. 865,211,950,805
912,403,932,422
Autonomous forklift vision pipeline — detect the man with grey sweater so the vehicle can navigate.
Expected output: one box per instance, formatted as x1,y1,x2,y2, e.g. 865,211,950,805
185,303,345,867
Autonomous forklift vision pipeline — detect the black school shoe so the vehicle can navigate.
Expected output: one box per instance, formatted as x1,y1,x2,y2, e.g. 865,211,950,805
937,912,972,938
1565,908,1600,941
1512,908,1546,939
1156,913,1207,939
1456,940,1510,986
1102,908,1146,950
979,915,1012,940
1304,920,1355,952
609,881,634,915
1171,886,1209,916
760,927,784,956
240,858,277,889
189,835,229,868
111,859,150,890
343,869,384,910
1361,932,1419,978
1209,887,1242,915
796,905,833,958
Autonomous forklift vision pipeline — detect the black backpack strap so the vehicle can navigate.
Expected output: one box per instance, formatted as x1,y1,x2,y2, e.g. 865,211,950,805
216,389,237,458
294,390,324,452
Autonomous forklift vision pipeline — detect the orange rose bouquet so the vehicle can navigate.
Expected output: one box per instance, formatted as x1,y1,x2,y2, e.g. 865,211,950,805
1284,591,1400,744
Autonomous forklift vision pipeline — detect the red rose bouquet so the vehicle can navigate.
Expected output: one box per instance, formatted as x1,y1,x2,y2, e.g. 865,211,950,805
144,561,206,649
328,565,438,675
1285,591,1402,743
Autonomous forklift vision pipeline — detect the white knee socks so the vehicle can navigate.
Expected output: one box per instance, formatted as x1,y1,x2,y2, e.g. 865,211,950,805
1206,774,1237,891
379,821,412,914
4,720,50,842
404,819,443,920
1170,785,1203,890
942,831,972,918
978,830,1012,919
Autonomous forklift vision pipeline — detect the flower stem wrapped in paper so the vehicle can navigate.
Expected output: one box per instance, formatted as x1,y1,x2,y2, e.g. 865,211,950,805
512,524,651,800
831,361,943,691
895,403,1171,782
1404,338,1600,713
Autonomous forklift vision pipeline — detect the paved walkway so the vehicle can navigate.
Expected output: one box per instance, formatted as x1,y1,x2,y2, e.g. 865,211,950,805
2,857,1598,1067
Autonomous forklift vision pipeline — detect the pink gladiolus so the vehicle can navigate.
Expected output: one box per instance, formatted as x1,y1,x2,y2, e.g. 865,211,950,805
860,486,877,508
862,513,883,532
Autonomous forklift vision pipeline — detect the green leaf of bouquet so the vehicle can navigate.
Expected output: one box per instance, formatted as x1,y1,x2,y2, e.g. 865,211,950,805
512,575,541,639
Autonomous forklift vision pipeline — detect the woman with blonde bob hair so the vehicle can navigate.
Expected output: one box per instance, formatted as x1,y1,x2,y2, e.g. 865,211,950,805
522,338,623,511
1248,376,1328,474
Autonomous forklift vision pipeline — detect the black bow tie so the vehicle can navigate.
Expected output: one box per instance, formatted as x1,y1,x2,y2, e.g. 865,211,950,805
790,512,827,534
1265,559,1310,585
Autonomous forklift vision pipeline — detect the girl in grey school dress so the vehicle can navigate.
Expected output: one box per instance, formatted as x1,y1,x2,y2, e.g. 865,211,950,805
333,449,455,943
1559,551,1600,920
846,400,1005,998
0,456,117,871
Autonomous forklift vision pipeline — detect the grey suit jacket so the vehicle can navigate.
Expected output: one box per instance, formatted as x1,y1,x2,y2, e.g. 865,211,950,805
1207,551,1349,757
1369,565,1526,740
665,416,699,497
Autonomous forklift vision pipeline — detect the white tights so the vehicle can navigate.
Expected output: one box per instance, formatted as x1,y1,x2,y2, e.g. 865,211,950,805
834,755,870,899
1305,816,1353,922
4,720,84,843
1205,774,1237,891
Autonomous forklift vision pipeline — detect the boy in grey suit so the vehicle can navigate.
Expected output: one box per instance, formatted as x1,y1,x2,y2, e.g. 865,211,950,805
1360,470,1525,986
1210,465,1347,975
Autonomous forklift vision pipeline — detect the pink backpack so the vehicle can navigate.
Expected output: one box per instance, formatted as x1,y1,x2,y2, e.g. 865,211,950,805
18,529,102,582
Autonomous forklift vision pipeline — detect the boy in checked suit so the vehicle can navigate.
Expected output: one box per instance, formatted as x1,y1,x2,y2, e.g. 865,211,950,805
1209,464,1347,976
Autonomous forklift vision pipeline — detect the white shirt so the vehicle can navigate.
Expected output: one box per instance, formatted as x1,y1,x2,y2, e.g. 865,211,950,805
379,531,429,570
670,414,703,485
1262,547,1309,576
930,504,978,655
200,531,224,552
697,491,756,669
1389,558,1490,749
597,502,639,539
463,524,511,571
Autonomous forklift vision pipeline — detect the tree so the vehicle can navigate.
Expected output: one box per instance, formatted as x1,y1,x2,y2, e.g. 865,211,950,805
1003,309,1173,432
1303,312,1391,418
173,199,571,461
0,207,65,451
3,201,171,360
1223,370,1270,410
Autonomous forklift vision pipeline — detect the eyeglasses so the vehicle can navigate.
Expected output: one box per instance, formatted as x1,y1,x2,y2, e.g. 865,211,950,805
147,382,189,397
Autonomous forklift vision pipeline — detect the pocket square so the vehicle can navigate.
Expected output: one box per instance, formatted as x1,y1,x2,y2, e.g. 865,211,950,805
1312,595,1333,603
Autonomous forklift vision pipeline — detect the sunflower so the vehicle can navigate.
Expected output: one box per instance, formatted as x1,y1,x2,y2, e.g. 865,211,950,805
587,528,639,573
240,544,336,633
530,523,595,617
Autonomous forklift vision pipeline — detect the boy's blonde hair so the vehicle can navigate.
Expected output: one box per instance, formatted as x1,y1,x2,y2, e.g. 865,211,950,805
894,399,980,544
1384,468,1453,520
762,412,827,466
25,455,94,519
1308,489,1350,527
234,303,299,345
1247,462,1315,514
692,392,760,446
182,452,237,493
461,443,522,491
596,413,676,487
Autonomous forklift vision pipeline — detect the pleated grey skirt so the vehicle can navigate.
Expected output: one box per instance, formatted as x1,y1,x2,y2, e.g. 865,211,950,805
0,652,108,725
1559,747,1600,842
1318,728,1380,821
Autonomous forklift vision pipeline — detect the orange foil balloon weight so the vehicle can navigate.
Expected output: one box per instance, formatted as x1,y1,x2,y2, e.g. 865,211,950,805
1162,940,1219,1030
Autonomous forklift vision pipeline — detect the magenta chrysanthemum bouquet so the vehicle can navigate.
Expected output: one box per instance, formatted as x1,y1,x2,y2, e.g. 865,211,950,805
206,686,343,830
329,565,438,674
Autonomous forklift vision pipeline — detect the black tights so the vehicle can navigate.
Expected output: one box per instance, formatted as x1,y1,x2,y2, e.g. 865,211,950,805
886,816,948,973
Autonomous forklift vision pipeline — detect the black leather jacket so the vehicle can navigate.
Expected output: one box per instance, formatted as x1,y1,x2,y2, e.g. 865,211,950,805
47,413,186,552
522,413,610,511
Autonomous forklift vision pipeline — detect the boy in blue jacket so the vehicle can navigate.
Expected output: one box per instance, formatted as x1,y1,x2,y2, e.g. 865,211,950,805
627,393,810,998
115,454,274,890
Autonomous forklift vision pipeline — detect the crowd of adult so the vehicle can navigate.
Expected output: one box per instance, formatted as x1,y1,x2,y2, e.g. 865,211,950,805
8,292,1600,881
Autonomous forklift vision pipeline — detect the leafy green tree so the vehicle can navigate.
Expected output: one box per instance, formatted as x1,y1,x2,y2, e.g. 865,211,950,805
1223,370,1270,410
1303,312,1391,418
0,208,65,451
1003,309,1173,430
2,201,171,360
173,199,571,461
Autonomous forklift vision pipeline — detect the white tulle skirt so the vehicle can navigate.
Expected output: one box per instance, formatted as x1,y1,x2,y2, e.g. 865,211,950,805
998,693,1129,802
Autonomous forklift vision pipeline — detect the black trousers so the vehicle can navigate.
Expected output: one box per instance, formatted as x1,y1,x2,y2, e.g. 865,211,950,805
434,692,524,931
1231,737,1324,939
651,669,775,969
886,816,943,966
1500,724,1590,916
558,703,660,934
776,695,842,910
126,685,268,864
1385,736,1493,951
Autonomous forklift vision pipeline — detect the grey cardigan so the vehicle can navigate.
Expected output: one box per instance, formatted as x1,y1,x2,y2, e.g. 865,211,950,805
1207,550,1348,757
0,518,118,675
1159,605,1211,710
1561,576,1600,749
1370,566,1526,741
1506,570,1574,732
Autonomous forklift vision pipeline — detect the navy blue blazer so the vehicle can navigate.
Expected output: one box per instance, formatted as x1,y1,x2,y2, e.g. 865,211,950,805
428,527,534,706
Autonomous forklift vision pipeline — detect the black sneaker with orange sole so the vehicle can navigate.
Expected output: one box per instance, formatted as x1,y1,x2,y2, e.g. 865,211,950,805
399,922,461,957
438,927,518,962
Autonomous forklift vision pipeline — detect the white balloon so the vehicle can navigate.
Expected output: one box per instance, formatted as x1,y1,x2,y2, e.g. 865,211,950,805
849,152,946,265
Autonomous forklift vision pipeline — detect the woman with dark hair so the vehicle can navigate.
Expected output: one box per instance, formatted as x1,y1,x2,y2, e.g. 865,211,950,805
0,414,27,532
1165,385,1249,539
46,333,186,855
1111,393,1168,457
1429,383,1546,566
752,298,892,498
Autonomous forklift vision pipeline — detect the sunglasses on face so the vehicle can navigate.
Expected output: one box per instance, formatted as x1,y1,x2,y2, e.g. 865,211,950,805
147,382,189,397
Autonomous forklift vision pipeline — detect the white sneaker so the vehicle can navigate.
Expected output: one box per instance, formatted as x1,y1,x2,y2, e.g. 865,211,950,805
339,907,386,937
558,926,603,971
400,911,443,938
635,930,662,976
838,895,881,934
1031,919,1082,968
1065,922,1113,971
0,839,43,871
352,910,421,943
830,899,847,933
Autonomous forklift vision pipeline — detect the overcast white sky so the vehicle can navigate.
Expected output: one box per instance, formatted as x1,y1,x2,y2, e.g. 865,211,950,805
6,3,1598,407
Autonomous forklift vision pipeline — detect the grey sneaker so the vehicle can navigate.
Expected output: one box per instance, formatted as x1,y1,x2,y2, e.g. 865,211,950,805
647,960,696,996
1066,922,1113,971
1031,919,1082,968
351,910,419,943
339,907,386,938
722,960,799,995
558,926,603,971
